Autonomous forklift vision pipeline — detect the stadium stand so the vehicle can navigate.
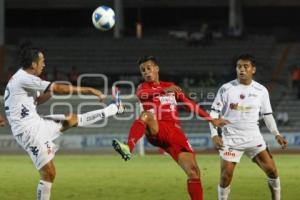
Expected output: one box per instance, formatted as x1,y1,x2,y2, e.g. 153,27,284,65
2,32,300,135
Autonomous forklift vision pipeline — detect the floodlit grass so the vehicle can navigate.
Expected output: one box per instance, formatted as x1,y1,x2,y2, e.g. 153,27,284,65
0,154,299,200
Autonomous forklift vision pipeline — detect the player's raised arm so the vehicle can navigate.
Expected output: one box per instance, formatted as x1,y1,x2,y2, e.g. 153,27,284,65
50,83,106,101
176,91,229,127
35,91,52,105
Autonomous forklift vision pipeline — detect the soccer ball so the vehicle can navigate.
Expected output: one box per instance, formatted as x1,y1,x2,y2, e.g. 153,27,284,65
92,6,115,31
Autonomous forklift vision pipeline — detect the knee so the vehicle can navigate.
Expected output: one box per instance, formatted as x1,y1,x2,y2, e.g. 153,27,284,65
186,165,201,179
221,170,233,185
139,111,154,124
266,167,278,178
41,167,56,182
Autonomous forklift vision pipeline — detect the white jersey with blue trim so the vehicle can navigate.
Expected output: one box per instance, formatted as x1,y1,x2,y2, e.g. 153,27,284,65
211,79,272,138
4,69,51,135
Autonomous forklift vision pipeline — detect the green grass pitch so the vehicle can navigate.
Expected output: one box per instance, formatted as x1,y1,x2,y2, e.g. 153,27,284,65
0,154,299,200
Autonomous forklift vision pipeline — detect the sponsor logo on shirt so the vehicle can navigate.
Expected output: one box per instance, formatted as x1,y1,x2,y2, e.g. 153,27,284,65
158,95,177,105
229,103,252,112
248,93,258,97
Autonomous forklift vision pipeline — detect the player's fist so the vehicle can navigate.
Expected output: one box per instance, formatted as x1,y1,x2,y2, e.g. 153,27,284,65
164,85,182,93
211,118,230,127
212,135,224,150
0,116,6,127
275,134,288,150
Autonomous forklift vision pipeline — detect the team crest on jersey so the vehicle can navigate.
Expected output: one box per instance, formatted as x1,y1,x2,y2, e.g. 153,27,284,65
230,103,239,110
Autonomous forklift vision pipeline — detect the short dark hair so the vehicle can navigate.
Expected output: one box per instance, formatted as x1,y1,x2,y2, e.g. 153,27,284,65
19,44,43,69
236,53,256,66
137,55,159,66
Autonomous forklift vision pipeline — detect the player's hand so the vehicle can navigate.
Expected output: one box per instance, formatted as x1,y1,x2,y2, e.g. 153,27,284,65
164,85,182,93
212,135,224,150
211,118,230,127
275,134,288,149
0,116,6,127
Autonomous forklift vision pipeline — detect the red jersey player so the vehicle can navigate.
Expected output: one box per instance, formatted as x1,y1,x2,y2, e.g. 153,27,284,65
112,56,229,200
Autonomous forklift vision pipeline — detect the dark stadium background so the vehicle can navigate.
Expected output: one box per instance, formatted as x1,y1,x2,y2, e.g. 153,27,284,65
0,0,300,152
1,1,300,200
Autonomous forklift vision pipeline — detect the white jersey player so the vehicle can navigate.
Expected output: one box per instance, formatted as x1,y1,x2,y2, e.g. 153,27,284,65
209,54,287,200
4,46,124,200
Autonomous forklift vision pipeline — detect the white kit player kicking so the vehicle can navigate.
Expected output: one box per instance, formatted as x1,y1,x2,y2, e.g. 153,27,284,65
4,46,124,200
209,54,288,200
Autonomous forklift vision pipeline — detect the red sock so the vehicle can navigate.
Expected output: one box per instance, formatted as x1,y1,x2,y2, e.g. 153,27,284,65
187,178,203,200
127,119,146,152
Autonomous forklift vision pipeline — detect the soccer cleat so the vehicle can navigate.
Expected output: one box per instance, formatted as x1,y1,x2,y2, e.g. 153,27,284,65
111,86,125,114
112,139,131,161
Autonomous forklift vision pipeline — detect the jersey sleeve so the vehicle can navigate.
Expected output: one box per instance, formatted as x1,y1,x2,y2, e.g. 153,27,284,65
176,92,212,121
21,74,51,93
211,87,225,114
260,88,273,115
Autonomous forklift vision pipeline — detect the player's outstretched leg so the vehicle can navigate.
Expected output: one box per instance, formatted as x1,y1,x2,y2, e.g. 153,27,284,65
112,111,155,161
112,139,132,161
77,86,124,126
44,87,125,131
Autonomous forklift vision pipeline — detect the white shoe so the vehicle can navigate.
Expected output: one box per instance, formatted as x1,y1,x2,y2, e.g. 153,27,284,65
112,86,125,114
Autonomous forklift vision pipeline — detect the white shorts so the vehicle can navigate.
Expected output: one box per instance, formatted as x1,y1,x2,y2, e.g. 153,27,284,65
219,136,266,163
15,119,62,170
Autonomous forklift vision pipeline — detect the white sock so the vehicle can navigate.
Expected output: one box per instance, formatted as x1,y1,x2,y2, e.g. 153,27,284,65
77,104,118,127
37,180,52,200
43,114,67,121
268,177,281,200
218,185,230,200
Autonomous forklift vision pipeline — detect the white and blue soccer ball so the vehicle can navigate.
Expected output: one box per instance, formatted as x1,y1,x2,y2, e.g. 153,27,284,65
92,6,115,31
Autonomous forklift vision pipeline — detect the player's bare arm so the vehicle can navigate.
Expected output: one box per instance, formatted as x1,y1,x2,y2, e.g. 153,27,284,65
51,83,106,101
275,134,288,149
212,135,224,150
36,91,52,105
177,92,230,128
210,118,230,128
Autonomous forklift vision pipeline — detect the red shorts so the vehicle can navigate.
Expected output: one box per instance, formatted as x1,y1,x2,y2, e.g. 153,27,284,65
146,121,194,161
